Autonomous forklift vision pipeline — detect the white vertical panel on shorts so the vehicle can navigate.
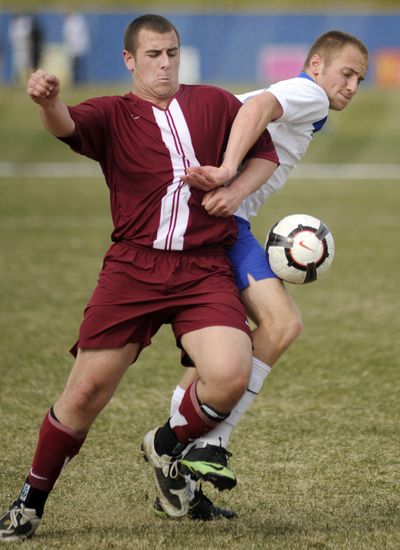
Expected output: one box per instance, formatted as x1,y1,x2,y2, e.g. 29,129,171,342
152,100,199,250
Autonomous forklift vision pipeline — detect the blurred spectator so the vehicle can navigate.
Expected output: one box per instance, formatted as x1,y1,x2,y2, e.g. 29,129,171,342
0,34,3,84
8,13,44,85
63,11,90,84
8,13,32,85
30,16,44,71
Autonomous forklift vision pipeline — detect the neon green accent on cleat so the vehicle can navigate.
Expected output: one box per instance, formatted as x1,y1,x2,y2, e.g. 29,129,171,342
180,460,235,480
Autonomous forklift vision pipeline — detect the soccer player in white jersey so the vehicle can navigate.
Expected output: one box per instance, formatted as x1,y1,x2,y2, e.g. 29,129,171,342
158,30,369,519
0,14,279,540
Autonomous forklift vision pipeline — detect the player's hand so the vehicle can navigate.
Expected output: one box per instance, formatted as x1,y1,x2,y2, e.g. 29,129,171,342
182,165,236,191
202,186,242,217
27,69,60,105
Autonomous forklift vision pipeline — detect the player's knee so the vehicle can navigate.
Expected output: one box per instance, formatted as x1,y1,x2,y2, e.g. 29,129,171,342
220,364,250,403
284,312,303,346
274,312,303,352
200,361,250,407
207,376,248,410
63,380,107,418
228,369,249,398
259,309,303,355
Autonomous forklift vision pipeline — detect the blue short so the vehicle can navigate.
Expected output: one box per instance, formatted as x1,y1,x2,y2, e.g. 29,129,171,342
227,216,278,291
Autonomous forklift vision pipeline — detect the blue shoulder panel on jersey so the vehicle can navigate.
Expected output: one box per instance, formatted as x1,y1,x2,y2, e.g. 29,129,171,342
313,116,327,132
297,71,315,82
297,72,328,133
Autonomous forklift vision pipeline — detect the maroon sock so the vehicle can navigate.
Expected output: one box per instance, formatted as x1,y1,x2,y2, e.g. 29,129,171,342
169,381,229,442
27,409,87,493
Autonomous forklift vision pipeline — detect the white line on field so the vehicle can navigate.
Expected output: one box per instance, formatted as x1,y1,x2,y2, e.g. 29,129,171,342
0,162,400,180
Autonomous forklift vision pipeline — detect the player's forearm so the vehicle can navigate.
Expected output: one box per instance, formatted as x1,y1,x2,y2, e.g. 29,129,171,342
27,70,76,138
222,100,274,175
38,99,75,138
229,157,277,202
222,92,282,179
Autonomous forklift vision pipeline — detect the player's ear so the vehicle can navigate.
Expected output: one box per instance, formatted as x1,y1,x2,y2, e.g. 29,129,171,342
123,49,135,72
309,54,322,77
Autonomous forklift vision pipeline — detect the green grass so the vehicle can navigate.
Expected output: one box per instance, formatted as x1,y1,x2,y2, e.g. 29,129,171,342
0,175,399,548
0,83,399,547
306,89,400,164
1,85,400,164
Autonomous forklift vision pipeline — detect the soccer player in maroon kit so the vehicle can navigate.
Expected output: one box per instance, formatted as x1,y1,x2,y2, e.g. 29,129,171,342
0,14,278,540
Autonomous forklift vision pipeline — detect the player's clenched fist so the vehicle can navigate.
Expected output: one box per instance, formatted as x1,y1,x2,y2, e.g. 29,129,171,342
27,70,60,104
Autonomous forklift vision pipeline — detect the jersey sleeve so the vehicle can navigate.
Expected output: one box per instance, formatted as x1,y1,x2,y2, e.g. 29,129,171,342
246,129,279,165
235,88,267,104
59,97,110,161
204,86,279,166
267,78,329,125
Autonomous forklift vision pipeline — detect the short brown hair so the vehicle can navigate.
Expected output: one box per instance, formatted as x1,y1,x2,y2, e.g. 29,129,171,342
124,14,180,54
303,30,369,69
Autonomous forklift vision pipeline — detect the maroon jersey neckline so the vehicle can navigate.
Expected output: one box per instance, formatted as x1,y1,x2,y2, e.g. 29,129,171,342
124,85,184,111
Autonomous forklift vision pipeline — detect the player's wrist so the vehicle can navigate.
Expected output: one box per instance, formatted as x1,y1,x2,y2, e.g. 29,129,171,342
219,163,238,182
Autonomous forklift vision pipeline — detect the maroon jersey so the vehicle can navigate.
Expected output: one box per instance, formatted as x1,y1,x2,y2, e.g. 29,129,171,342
62,84,278,251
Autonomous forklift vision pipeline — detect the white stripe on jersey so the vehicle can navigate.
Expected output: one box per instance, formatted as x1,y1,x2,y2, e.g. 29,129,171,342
152,100,200,250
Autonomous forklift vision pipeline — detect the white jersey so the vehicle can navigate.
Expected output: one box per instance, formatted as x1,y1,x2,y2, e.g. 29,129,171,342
235,73,329,221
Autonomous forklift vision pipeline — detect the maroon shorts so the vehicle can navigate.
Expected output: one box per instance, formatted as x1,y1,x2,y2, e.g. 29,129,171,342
70,242,250,357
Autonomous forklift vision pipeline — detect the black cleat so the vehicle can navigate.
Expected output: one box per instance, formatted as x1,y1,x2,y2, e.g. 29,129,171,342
179,444,237,491
0,502,40,542
141,428,190,518
153,486,237,521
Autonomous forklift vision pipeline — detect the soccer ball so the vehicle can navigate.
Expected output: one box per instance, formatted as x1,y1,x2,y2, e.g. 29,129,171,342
265,214,335,284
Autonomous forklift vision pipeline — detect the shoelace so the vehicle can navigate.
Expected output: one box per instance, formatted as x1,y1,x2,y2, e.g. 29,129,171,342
9,508,25,528
159,455,181,479
168,459,181,480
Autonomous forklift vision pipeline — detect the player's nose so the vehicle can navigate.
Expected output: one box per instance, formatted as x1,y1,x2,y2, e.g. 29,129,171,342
160,52,171,68
347,76,359,94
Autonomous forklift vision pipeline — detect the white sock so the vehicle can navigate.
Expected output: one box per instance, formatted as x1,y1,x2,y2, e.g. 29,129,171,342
196,357,272,448
170,385,185,416
169,384,196,499
169,358,271,497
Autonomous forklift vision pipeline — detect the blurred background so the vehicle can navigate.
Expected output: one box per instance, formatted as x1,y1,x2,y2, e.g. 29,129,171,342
1,0,400,172
2,0,400,86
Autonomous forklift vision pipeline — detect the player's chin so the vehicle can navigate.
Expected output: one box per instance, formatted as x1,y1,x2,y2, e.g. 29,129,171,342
155,81,177,97
330,97,351,111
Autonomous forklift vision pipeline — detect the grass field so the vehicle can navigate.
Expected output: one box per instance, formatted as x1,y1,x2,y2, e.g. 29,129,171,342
1,86,400,165
0,175,399,548
0,83,399,547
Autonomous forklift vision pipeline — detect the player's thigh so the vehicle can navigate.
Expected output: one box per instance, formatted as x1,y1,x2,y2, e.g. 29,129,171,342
241,275,301,327
63,343,141,399
180,325,252,382
55,343,141,428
